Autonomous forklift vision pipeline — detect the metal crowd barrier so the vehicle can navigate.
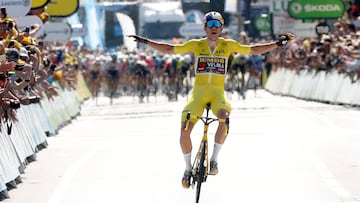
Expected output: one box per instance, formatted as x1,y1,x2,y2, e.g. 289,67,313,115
0,72,91,200
266,68,360,106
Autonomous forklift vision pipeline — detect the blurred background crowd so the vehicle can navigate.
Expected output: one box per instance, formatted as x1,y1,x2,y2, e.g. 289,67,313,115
2,0,360,127
75,0,360,102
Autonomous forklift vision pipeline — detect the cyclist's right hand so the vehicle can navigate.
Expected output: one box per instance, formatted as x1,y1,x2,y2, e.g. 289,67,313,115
127,35,148,44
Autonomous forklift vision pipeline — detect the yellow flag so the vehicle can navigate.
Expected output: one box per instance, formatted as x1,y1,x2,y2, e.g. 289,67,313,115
46,0,79,17
31,0,49,9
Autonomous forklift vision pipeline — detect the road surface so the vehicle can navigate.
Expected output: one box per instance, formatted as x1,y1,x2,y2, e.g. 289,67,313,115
4,90,360,203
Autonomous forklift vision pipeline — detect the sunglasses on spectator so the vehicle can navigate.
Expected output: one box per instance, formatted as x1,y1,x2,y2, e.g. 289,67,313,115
206,20,222,28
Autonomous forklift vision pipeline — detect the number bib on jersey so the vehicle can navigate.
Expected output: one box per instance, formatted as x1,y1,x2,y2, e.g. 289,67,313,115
196,56,227,75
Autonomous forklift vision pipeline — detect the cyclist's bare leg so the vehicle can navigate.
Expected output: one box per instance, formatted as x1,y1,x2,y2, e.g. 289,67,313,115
214,109,229,144
181,121,195,188
180,121,194,171
210,108,229,174
180,121,194,153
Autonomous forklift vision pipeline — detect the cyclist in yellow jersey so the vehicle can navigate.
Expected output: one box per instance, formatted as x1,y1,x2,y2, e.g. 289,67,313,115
128,11,295,189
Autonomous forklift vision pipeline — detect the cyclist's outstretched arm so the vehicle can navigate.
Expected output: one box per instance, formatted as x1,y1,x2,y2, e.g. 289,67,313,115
250,33,295,55
128,35,175,54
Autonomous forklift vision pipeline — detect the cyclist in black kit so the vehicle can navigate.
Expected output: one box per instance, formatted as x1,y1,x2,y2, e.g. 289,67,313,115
134,55,151,102
104,54,120,98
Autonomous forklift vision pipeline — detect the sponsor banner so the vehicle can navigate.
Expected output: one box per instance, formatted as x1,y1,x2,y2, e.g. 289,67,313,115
288,0,345,19
196,56,226,75
42,22,71,42
248,6,270,39
254,15,271,32
0,0,32,17
45,0,79,17
31,0,48,9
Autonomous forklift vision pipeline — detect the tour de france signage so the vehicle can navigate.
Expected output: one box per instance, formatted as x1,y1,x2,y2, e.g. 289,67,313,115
288,0,345,19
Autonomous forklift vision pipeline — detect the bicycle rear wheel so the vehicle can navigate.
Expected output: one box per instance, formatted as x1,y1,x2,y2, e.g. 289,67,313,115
195,141,207,203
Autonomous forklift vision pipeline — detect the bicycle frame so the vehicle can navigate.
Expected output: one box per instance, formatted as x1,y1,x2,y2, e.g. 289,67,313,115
183,103,229,203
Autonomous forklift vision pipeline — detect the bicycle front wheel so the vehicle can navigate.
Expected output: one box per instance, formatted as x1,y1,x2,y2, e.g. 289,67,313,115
195,141,207,203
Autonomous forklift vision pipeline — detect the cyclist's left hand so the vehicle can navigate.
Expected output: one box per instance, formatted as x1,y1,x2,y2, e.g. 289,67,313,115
276,33,296,46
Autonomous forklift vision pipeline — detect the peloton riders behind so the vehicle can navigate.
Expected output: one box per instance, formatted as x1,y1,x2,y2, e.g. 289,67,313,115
128,11,295,189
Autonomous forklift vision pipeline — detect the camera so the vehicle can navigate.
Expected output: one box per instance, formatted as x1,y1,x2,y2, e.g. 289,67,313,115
9,100,20,109
29,96,40,103
14,64,24,71
50,64,57,71
0,73,7,81
38,41,44,48
8,21,13,29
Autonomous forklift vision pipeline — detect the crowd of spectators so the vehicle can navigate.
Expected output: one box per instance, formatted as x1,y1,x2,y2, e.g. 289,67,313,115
0,7,80,132
262,4,360,85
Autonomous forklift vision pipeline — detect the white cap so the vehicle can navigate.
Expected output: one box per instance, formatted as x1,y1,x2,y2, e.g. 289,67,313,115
19,47,28,58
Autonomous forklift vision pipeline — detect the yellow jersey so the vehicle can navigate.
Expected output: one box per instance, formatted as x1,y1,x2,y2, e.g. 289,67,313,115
174,37,251,86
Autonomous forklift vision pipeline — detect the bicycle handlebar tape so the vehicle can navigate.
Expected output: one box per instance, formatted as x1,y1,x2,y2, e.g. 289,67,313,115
134,35,148,44
276,34,290,47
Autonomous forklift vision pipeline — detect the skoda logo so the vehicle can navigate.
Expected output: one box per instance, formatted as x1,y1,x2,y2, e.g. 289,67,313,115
290,3,302,14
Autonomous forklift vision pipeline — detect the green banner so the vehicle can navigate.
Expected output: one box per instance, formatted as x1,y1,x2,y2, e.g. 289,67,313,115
288,0,345,19
254,15,271,32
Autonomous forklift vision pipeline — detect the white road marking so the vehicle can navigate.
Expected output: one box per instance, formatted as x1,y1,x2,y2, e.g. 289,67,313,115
306,148,352,199
277,97,358,202
48,145,103,203
47,105,109,203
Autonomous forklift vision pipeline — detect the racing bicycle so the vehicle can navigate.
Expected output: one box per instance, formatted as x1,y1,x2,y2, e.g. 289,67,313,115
183,103,229,203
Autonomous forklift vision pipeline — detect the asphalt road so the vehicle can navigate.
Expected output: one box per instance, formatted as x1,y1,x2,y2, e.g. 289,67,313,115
4,90,360,203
